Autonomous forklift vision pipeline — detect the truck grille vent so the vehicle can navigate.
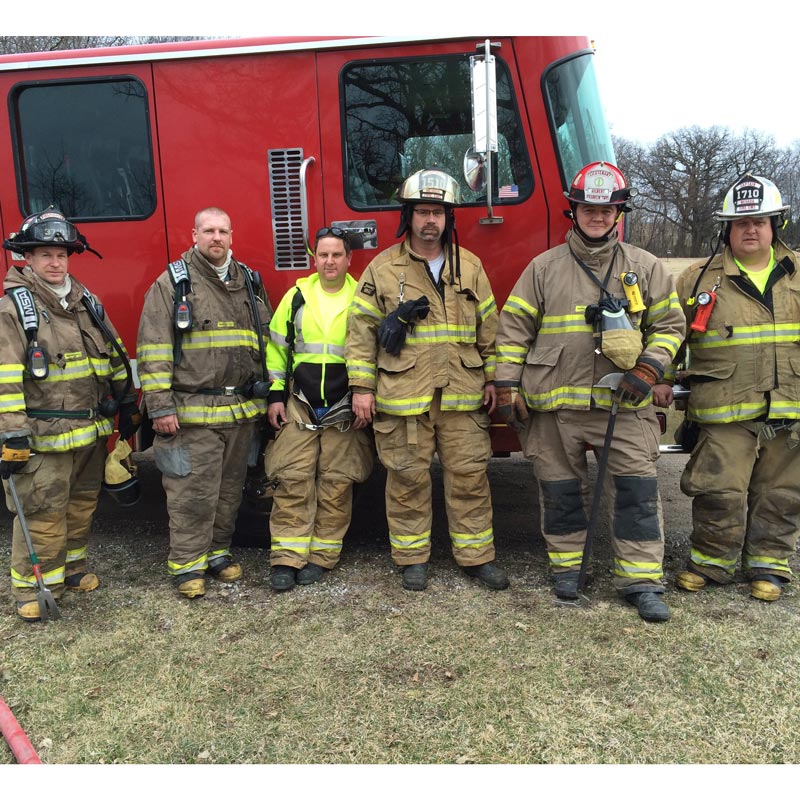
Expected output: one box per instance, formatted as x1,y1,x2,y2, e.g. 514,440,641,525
268,148,310,270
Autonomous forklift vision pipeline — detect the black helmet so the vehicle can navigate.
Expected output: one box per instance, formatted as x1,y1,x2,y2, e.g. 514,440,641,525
102,474,142,507
3,207,91,256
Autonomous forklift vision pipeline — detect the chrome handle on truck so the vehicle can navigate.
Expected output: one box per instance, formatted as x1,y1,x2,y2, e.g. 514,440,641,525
300,156,316,255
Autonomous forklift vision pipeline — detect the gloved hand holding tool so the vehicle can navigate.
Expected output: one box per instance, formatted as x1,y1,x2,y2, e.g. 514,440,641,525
614,360,662,406
378,296,430,356
0,437,30,479
496,386,529,430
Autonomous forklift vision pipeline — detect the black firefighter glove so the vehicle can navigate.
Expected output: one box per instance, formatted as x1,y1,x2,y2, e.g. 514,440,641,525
615,361,662,406
378,296,430,356
496,386,529,430
0,436,30,479
117,402,142,440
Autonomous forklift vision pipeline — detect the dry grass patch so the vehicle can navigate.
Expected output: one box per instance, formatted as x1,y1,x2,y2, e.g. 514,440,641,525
2,456,800,764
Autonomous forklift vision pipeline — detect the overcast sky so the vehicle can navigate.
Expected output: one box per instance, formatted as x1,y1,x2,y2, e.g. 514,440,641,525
21,1,799,151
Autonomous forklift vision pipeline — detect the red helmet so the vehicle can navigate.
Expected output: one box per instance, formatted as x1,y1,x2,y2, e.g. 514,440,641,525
564,161,634,208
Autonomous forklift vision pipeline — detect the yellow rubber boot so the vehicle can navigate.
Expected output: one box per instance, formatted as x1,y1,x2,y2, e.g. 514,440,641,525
65,572,100,592
16,600,41,622
676,570,707,592
751,576,782,602
177,573,206,598
208,561,242,582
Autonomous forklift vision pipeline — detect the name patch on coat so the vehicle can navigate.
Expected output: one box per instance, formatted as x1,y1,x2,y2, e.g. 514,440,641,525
360,282,376,296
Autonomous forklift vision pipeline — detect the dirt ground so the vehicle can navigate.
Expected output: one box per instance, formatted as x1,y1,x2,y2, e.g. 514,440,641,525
0,443,694,598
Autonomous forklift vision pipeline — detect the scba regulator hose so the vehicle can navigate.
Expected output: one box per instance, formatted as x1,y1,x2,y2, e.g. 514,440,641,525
0,695,42,764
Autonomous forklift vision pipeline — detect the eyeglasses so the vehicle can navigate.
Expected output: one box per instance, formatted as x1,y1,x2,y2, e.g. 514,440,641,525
413,208,445,218
315,226,348,240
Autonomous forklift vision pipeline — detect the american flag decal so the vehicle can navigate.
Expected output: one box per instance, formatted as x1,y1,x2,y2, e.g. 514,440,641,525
498,184,519,198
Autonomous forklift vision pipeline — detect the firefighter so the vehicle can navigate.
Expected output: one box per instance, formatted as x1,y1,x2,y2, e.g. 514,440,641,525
266,227,374,591
137,207,273,599
495,162,685,622
346,168,509,591
1,208,139,621
660,174,800,602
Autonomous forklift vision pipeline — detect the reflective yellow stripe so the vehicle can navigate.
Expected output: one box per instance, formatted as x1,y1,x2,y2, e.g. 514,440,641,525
502,294,539,319
689,402,768,424
691,323,800,349
138,343,174,361
31,418,113,452
451,528,493,549
350,295,384,320
440,392,484,411
539,313,590,335
0,394,26,412
141,372,173,391
168,554,208,575
0,364,24,383
66,545,88,563
180,329,261,349
548,550,583,569
271,536,311,554
477,295,497,321
309,538,343,552
11,564,65,588
375,395,434,415
389,531,431,550
690,547,736,573
744,554,791,574
175,400,266,425
613,559,663,581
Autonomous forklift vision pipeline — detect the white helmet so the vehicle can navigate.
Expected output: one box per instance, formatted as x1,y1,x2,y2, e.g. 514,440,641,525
715,173,790,221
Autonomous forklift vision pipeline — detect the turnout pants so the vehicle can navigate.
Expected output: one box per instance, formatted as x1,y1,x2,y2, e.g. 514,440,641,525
153,422,256,577
681,421,800,583
522,407,664,594
372,396,495,567
6,439,106,602
267,396,374,569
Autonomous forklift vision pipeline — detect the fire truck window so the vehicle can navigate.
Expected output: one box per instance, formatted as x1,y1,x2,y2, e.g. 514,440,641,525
342,56,533,209
543,54,616,189
11,78,156,220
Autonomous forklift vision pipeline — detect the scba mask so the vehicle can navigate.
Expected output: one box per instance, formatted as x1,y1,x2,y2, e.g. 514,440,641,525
585,296,641,370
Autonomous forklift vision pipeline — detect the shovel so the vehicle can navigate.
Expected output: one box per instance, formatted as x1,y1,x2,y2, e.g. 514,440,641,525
6,474,61,621
576,372,624,594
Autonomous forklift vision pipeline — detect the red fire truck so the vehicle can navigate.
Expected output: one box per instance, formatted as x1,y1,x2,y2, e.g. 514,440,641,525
0,34,617,454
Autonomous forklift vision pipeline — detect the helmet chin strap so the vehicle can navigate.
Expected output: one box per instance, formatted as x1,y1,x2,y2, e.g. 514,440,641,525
570,205,623,244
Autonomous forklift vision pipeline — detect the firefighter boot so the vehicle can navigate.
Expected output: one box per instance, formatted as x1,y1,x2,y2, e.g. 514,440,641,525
401,563,428,591
176,572,206,599
626,591,671,623
750,574,783,603
270,565,297,592
207,556,243,582
676,570,708,592
65,572,100,592
553,571,580,600
296,563,327,586
462,562,510,590
15,601,41,622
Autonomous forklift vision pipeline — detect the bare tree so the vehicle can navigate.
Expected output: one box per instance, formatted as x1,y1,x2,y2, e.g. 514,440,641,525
615,126,799,256
0,36,204,56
